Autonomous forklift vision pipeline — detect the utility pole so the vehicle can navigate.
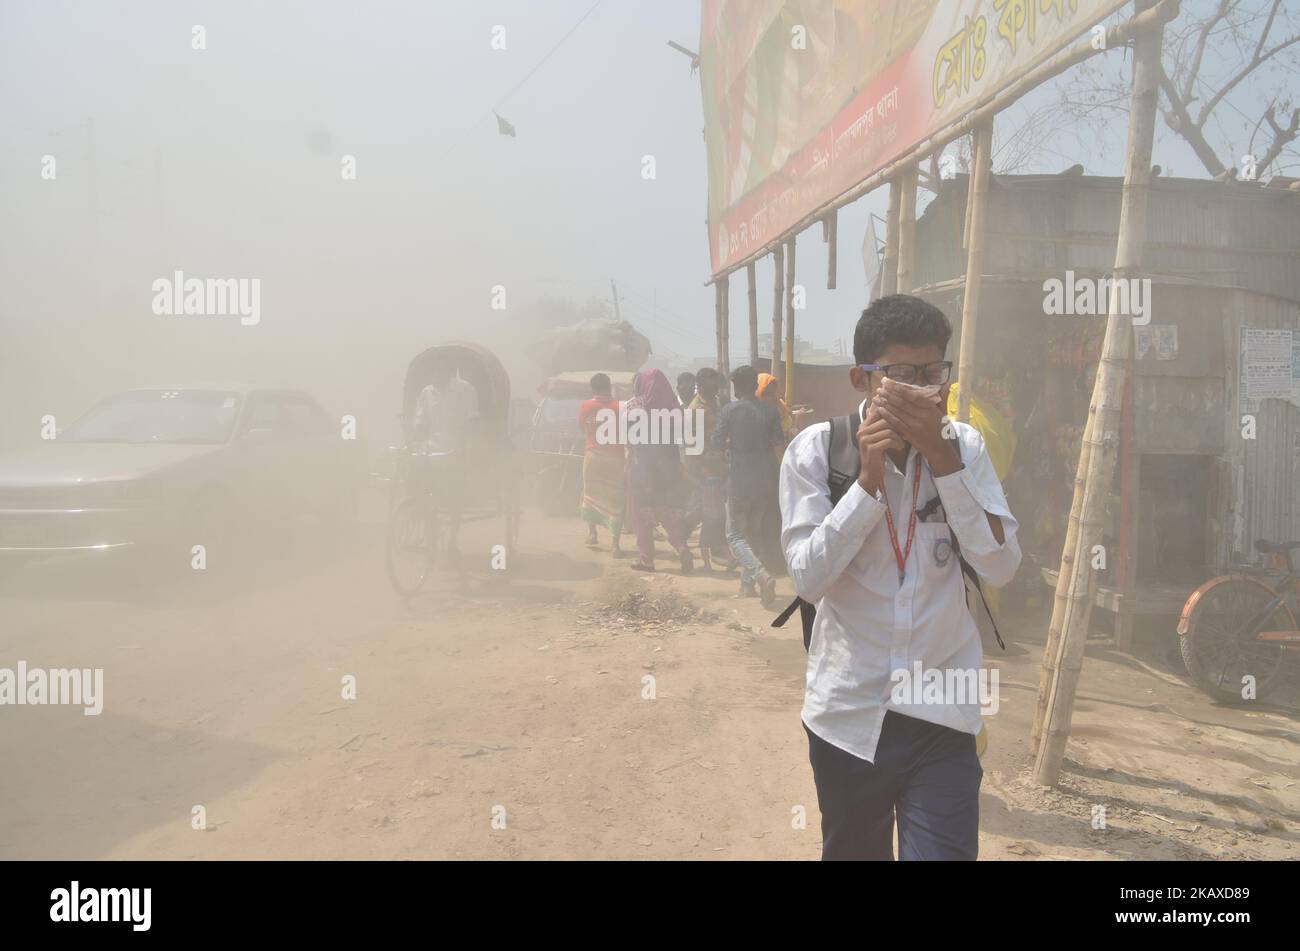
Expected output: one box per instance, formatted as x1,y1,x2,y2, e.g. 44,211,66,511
609,279,621,321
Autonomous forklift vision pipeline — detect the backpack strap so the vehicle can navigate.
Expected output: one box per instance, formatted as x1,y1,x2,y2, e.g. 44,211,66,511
772,597,801,628
776,415,1006,655
773,411,861,643
826,409,862,506
944,430,1006,651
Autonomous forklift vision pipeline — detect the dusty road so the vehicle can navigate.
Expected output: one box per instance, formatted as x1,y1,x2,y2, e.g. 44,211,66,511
1,510,1297,860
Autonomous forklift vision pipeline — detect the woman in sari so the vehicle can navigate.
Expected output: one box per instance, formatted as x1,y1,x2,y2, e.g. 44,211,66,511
756,372,795,441
625,369,693,574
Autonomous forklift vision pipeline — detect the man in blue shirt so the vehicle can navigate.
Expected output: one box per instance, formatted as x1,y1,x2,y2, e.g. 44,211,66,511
713,364,785,607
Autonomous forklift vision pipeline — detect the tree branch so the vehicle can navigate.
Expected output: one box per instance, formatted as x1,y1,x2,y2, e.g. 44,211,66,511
1196,31,1300,127
1255,104,1300,177
1181,0,1235,103
1250,0,1283,64
1158,63,1228,176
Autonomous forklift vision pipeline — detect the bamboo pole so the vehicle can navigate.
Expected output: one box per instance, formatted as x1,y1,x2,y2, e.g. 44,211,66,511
718,273,731,393
1034,0,1164,787
824,211,838,290
882,181,901,297
784,236,796,406
954,122,992,424
714,278,725,384
1115,367,1139,651
746,262,759,367
771,244,784,382
897,166,918,294
1030,406,1096,754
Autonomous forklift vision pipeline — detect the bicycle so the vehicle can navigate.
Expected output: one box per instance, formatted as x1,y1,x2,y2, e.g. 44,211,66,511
1177,539,1300,702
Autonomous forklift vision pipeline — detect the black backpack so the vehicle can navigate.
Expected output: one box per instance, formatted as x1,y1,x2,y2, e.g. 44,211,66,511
771,409,1005,652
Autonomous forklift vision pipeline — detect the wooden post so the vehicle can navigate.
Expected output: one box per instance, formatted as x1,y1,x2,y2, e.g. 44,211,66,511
882,181,901,296
714,279,725,381
1034,0,1164,787
1115,365,1140,652
771,244,784,383
1030,408,1095,754
784,237,797,406
897,166,918,294
954,122,992,424
823,211,838,290
718,273,731,393
747,262,759,368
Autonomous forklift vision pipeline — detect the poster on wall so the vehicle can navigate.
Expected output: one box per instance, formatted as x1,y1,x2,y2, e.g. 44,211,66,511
1239,327,1300,414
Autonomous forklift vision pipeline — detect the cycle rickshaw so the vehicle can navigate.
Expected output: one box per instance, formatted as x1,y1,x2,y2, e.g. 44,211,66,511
1177,539,1300,702
383,342,521,595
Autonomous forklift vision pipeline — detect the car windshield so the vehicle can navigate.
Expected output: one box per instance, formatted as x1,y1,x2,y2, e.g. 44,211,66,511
540,398,583,426
62,390,242,445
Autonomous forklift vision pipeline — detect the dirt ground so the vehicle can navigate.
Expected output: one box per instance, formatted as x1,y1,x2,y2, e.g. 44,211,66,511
1,508,1297,860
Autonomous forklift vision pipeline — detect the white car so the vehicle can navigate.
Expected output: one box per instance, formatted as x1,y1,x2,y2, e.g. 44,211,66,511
0,385,362,567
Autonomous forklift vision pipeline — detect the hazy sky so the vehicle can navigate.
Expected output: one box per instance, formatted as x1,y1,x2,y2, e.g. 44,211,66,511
0,1,1260,444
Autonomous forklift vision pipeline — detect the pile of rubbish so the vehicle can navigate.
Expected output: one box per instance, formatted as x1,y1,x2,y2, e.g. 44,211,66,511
574,588,718,633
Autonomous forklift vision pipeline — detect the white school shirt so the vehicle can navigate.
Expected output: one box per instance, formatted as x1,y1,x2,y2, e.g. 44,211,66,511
779,403,1021,762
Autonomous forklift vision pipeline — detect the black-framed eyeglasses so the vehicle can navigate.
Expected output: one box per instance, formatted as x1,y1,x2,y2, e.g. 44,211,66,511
857,361,953,385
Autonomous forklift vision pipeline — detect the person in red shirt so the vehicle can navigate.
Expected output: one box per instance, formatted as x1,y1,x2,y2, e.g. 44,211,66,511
577,373,626,556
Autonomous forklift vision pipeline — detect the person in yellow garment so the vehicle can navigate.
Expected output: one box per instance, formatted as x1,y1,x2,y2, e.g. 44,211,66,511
946,382,1016,481
947,380,1016,756
757,372,795,442
946,381,1016,621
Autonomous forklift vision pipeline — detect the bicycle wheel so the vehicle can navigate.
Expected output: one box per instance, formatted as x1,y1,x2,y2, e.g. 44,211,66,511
385,497,440,596
1180,576,1293,702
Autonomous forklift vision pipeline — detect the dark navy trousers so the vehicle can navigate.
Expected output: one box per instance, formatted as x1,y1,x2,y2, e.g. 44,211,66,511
805,710,982,861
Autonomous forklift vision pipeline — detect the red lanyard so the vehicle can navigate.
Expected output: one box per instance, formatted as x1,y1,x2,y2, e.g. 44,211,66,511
880,459,923,585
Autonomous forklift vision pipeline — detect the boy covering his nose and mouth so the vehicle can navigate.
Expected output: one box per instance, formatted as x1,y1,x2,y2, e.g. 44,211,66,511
779,295,1021,861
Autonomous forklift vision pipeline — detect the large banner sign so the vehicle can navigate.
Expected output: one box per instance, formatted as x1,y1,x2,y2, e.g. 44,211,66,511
701,0,1128,276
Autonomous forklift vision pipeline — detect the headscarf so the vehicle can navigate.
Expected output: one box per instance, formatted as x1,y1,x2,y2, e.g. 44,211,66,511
631,368,679,412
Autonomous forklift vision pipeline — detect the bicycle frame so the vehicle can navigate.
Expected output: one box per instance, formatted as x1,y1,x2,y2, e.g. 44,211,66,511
1256,566,1300,646
1177,552,1300,649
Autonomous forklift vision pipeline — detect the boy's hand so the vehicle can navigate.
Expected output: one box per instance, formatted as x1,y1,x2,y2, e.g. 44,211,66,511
872,379,961,476
856,405,903,495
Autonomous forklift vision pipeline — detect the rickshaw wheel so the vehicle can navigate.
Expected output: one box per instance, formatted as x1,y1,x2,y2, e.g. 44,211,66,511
1180,576,1292,702
385,496,440,596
